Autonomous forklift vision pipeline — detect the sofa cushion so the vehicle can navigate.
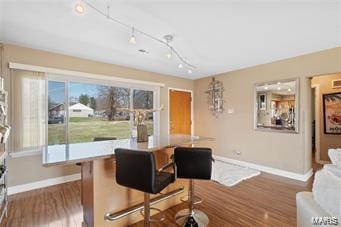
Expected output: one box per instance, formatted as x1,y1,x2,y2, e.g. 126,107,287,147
329,149,341,168
313,168,341,218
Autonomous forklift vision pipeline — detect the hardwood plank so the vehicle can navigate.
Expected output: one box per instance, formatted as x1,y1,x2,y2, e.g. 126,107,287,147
2,172,313,227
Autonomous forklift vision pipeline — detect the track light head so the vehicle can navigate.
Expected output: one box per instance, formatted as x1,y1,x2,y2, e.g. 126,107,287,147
129,35,136,44
75,2,85,14
166,51,172,59
129,27,136,44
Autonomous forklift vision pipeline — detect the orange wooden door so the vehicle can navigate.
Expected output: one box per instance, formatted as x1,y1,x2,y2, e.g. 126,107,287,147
169,90,192,135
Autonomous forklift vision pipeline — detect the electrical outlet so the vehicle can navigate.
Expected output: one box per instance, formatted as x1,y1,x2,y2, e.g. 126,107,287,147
232,150,241,156
227,108,234,114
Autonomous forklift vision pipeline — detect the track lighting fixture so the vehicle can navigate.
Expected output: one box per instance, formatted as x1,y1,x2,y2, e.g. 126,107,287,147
129,27,136,44
74,1,197,73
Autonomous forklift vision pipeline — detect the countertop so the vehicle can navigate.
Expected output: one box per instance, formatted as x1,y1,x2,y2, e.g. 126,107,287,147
42,134,213,167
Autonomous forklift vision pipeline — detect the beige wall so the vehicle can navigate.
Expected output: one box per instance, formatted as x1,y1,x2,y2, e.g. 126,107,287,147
4,43,341,186
312,73,341,162
194,47,341,174
3,44,193,186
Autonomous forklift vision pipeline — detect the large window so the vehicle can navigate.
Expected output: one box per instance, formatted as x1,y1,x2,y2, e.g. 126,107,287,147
10,69,160,156
48,81,66,145
48,78,157,145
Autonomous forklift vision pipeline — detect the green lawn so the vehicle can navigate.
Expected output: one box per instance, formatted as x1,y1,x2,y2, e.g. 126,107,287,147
48,117,153,145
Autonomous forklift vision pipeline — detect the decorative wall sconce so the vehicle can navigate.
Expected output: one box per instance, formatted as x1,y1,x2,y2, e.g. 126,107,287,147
206,77,225,117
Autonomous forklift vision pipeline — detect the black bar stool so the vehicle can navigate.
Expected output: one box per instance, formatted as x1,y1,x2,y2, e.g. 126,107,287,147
173,147,213,227
115,148,176,227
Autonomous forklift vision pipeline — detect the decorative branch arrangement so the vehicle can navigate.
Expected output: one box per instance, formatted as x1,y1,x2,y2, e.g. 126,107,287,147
119,105,164,142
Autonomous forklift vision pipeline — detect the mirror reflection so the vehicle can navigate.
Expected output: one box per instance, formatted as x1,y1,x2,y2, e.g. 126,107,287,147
255,79,298,132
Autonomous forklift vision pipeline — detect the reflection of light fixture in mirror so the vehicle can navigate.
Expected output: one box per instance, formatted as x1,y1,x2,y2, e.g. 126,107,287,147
205,77,224,117
74,1,85,14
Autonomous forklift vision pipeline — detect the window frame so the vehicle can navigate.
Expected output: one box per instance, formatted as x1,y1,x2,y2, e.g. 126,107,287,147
46,73,161,147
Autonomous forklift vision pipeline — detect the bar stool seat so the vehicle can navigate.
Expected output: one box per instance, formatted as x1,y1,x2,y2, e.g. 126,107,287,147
155,172,175,192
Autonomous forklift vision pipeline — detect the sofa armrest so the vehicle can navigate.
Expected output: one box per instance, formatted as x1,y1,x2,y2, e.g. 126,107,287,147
296,192,332,227
324,164,341,178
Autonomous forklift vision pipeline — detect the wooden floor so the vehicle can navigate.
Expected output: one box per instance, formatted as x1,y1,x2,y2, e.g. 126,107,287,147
2,171,314,227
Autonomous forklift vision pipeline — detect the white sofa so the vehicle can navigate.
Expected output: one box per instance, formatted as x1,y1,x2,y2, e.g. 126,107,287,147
296,151,341,227
296,191,335,227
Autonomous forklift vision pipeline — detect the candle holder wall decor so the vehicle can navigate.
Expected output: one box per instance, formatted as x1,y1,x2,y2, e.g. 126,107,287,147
205,77,225,117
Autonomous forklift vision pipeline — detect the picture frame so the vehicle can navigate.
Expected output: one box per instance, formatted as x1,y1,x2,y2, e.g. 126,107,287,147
323,92,341,134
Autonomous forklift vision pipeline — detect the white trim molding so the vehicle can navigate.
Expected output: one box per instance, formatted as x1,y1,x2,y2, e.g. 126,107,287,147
8,173,81,195
214,155,314,182
9,62,165,88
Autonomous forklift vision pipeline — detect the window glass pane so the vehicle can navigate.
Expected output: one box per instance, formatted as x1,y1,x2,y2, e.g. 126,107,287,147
48,81,66,145
68,82,131,144
133,90,154,135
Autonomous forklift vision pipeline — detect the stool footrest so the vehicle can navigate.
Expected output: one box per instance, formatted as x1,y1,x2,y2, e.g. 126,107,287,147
140,207,165,223
180,195,203,205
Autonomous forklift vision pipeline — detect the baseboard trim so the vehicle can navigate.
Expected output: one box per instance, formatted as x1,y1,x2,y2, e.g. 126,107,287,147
8,173,81,195
213,155,313,182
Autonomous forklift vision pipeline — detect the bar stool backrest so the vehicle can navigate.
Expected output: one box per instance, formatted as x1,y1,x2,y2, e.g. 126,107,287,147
174,147,212,180
115,149,157,194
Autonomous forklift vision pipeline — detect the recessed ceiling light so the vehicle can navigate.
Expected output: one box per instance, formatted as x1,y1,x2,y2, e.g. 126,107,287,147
178,64,183,69
74,2,85,14
188,69,193,74
288,88,292,92
264,84,268,90
277,87,281,90
277,82,281,85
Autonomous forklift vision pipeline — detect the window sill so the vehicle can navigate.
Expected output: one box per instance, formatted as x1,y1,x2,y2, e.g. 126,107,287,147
10,150,42,158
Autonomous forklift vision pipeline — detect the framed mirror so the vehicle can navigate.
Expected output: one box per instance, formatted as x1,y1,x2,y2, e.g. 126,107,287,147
254,78,299,133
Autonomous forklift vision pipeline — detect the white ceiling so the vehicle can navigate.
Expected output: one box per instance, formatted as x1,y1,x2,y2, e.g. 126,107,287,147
0,0,340,79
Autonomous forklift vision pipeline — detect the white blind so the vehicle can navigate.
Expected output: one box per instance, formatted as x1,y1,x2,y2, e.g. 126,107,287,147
11,69,46,153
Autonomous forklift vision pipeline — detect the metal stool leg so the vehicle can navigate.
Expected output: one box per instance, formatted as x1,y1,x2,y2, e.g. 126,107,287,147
144,193,150,227
141,193,165,226
175,180,209,227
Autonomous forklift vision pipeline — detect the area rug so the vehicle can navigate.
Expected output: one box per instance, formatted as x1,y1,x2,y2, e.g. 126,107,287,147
211,159,261,187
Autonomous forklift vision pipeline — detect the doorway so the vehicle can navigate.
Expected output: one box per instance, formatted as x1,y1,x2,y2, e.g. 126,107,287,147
169,88,193,135
311,73,341,168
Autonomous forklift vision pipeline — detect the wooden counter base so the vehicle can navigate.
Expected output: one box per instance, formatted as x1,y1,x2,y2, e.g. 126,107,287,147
81,148,188,227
